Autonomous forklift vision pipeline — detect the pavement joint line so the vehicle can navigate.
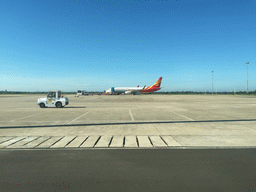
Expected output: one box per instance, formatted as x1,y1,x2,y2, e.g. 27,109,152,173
93,136,102,147
65,136,77,146
108,136,113,147
78,136,89,147
65,110,93,124
149,119,163,135
159,136,168,146
29,136,52,148
0,137,14,144
48,136,65,147
136,136,139,147
169,111,195,121
129,109,134,121
148,136,153,146
167,135,182,146
2,119,256,129
1,137,26,148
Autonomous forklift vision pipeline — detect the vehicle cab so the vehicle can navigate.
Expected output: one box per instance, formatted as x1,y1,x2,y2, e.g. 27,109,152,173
37,90,69,108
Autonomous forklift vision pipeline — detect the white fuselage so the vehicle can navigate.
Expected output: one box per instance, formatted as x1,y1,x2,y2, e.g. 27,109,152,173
105,87,144,94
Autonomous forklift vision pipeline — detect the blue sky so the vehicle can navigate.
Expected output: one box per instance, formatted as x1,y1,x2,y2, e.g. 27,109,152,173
1,0,255,92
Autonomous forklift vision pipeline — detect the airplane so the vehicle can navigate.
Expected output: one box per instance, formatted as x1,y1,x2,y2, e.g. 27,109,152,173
105,77,162,95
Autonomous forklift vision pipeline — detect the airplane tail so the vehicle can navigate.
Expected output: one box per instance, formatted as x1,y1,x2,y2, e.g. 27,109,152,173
152,77,162,88
144,77,162,91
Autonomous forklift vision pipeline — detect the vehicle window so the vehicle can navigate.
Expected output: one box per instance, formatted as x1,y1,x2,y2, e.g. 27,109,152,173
47,92,53,97
47,92,55,98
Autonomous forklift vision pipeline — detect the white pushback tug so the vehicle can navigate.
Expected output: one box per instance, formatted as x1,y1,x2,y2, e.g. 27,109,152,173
37,90,69,108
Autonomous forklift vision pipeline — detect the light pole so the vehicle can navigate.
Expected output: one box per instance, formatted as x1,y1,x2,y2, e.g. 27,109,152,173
246,62,249,93
212,71,214,95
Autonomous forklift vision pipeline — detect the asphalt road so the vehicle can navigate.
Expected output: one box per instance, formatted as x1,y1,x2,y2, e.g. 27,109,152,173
1,149,256,192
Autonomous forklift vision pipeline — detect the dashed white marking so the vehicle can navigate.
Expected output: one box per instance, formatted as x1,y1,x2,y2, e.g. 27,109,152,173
65,110,93,124
129,110,134,121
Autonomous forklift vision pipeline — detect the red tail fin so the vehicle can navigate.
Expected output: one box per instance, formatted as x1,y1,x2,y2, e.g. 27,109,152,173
144,77,162,91
152,77,162,88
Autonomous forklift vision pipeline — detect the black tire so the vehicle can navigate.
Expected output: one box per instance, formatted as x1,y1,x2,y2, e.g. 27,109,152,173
56,102,62,108
40,103,45,108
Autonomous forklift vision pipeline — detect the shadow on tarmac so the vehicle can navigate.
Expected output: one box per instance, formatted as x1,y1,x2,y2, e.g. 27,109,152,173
1,119,256,129
42,107,87,108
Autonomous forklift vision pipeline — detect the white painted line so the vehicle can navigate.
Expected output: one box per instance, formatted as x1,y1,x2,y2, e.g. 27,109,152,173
65,110,93,124
10,112,47,121
110,136,124,148
137,136,153,148
65,136,88,148
161,136,181,146
169,111,195,121
129,110,134,121
149,136,167,147
80,136,100,148
95,136,112,148
124,136,138,148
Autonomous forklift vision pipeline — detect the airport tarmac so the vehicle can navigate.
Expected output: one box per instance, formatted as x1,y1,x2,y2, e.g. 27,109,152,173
0,94,256,148
1,149,256,192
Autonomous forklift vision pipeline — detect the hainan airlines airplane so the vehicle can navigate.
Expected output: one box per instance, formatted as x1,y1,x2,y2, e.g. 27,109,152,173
105,77,162,95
